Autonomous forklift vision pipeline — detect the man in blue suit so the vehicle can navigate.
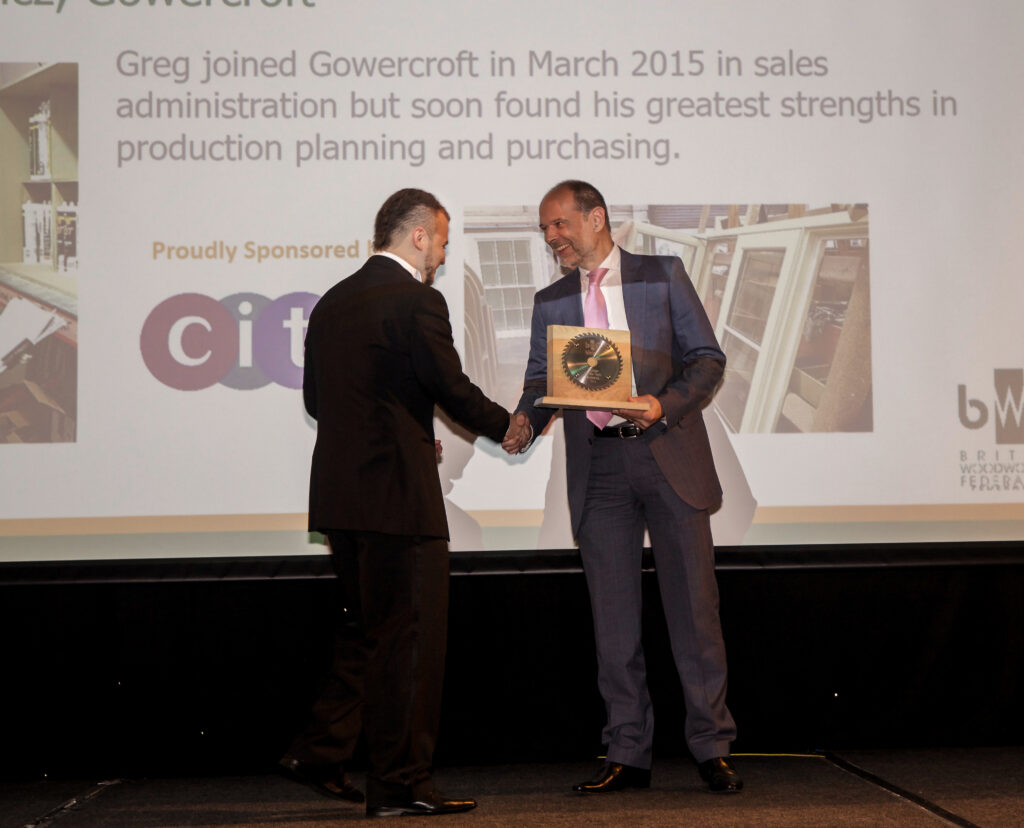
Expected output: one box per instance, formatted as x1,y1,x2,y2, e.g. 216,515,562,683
508,180,742,794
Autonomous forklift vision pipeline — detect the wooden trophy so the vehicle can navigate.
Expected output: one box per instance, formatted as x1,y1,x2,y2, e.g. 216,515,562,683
535,325,649,411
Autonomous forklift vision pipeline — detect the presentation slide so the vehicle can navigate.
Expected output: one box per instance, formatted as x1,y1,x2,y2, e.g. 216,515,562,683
1,0,1023,562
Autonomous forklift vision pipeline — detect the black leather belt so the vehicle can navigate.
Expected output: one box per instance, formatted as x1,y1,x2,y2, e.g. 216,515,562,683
594,423,642,439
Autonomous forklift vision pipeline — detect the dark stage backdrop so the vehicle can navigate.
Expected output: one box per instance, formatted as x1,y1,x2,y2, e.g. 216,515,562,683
1,546,1021,780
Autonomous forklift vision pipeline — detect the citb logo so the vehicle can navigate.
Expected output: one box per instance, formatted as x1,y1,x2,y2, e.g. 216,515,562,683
958,369,1024,444
140,292,318,390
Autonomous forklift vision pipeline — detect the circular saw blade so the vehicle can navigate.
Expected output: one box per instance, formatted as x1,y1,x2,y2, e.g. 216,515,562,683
561,331,623,391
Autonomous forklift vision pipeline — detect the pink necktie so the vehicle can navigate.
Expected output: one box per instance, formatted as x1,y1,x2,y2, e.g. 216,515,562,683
584,268,612,429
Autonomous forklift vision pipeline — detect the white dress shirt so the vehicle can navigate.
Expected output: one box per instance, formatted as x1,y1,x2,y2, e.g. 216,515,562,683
375,251,423,282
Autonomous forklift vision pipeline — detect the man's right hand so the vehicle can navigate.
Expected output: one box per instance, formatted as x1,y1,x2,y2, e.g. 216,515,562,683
502,412,532,455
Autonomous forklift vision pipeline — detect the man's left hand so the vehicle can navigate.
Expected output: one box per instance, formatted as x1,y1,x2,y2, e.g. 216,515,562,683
612,395,663,429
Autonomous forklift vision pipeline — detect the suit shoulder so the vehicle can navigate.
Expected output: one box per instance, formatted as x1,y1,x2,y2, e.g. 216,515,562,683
623,248,681,268
413,281,450,314
623,250,688,287
535,271,580,302
310,262,421,325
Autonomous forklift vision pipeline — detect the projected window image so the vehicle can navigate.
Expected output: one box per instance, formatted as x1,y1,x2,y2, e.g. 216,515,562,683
624,204,872,434
726,249,784,344
700,241,736,329
464,203,871,433
779,236,871,433
718,249,785,431
716,331,759,433
477,239,536,334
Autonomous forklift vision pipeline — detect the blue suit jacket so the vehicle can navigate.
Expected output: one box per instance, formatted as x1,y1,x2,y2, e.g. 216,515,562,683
516,248,725,538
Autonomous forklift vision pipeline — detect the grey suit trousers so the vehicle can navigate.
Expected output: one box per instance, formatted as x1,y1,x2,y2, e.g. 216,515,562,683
576,426,736,767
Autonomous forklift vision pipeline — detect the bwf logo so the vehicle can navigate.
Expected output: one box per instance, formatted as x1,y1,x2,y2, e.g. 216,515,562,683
958,369,1024,444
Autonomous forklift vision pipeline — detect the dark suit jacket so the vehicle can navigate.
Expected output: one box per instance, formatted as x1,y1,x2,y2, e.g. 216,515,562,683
304,255,509,539
517,248,725,537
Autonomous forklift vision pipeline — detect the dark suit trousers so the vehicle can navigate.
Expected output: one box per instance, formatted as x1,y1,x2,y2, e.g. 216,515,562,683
287,530,449,798
577,430,736,767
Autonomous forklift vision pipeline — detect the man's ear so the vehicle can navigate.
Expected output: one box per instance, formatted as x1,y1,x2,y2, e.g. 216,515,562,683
411,226,428,251
590,207,607,232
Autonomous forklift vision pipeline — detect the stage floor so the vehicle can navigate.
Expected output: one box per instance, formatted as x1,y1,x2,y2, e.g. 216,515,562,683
4,747,1022,827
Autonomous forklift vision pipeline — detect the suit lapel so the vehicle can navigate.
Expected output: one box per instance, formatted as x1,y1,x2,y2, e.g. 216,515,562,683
620,249,648,388
552,269,585,327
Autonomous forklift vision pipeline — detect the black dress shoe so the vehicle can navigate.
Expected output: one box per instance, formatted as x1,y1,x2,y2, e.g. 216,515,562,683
573,762,651,793
698,756,743,793
278,755,365,803
366,789,476,818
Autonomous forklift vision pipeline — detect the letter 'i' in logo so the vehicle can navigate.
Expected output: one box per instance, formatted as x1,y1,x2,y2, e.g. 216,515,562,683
958,368,1024,444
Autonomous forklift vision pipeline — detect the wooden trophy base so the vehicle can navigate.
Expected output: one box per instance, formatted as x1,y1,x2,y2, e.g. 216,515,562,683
535,396,650,411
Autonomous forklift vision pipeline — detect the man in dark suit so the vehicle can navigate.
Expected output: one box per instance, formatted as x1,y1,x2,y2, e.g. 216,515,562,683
507,180,742,794
281,188,514,818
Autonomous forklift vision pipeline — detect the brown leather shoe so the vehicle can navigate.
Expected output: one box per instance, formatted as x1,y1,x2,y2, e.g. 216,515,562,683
698,756,743,793
278,755,364,803
572,762,651,793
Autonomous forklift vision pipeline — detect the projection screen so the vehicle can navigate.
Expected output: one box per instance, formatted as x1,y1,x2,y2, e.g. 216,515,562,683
2,0,1023,561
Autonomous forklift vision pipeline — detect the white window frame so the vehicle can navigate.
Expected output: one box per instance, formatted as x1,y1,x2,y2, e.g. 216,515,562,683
469,233,551,338
708,212,866,432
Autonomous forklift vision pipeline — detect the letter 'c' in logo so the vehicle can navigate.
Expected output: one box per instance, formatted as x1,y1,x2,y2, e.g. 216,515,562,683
140,292,318,391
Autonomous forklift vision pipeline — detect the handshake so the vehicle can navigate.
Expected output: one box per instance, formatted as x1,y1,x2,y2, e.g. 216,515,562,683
501,411,532,455
435,412,530,464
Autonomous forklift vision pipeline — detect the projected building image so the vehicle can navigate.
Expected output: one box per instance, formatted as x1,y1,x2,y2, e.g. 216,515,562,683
464,203,871,435
0,62,79,444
